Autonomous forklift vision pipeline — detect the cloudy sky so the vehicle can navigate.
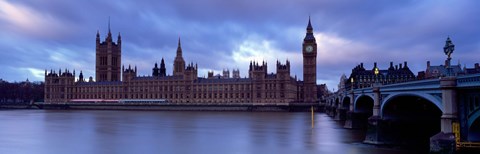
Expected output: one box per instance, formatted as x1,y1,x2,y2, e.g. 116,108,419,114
0,0,479,90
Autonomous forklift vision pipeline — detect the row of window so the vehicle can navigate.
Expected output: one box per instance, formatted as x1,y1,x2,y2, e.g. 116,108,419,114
355,75,414,80
66,84,293,94
49,90,293,100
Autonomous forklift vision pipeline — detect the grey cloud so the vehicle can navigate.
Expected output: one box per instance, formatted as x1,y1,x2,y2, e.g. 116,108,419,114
1,0,479,90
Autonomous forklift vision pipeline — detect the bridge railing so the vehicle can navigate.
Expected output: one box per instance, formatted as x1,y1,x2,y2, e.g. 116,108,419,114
379,78,440,92
457,73,480,87
351,78,441,94
333,73,480,98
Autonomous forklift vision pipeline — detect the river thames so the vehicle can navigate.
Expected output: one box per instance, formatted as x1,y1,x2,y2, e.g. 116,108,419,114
0,110,425,154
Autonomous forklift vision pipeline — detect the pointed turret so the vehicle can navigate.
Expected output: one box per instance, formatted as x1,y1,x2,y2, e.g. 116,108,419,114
173,37,186,76
161,58,165,67
249,61,252,71
106,18,112,42
117,32,121,45
307,16,313,33
303,16,316,42
153,62,159,77
96,30,100,44
79,70,84,82
160,58,166,77
177,37,182,57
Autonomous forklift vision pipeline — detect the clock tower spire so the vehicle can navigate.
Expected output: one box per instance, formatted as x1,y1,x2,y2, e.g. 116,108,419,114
302,17,317,103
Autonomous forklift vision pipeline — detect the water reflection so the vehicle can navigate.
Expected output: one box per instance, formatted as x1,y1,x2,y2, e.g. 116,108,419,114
0,110,420,154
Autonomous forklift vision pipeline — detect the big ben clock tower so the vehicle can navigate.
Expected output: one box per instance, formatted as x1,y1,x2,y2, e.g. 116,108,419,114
302,17,317,103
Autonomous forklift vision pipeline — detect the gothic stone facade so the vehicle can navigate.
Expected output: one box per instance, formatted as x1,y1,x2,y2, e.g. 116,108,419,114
44,19,318,104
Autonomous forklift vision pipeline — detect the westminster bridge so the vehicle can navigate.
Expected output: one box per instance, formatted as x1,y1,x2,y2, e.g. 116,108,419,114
324,73,480,152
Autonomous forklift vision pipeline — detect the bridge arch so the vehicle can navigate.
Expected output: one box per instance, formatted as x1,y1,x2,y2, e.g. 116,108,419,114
354,94,374,113
468,108,480,141
332,98,340,116
351,95,374,129
380,93,443,146
380,93,443,117
335,98,340,108
342,96,351,110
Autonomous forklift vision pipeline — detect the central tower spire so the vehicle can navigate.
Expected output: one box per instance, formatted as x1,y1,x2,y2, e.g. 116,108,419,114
173,37,185,76
106,17,112,42
177,37,182,57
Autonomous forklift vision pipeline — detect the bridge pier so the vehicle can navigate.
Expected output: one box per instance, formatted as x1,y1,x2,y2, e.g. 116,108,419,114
330,107,336,117
364,116,391,144
325,105,331,116
334,108,347,121
364,84,388,144
344,91,363,129
328,106,336,117
328,106,333,117
344,111,369,129
430,77,458,153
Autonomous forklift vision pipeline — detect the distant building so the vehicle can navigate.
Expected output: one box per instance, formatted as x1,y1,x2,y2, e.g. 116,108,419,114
44,18,320,104
417,71,426,80
424,60,464,79
338,74,347,92
0,79,44,103
424,62,480,79
345,61,416,90
463,63,480,74
317,84,329,103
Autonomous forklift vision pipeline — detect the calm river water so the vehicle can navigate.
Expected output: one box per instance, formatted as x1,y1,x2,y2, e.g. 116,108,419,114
0,110,424,154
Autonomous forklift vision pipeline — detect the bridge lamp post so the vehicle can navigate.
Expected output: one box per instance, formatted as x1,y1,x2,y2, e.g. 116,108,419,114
443,36,455,77
350,77,354,89
349,78,354,111
372,67,381,117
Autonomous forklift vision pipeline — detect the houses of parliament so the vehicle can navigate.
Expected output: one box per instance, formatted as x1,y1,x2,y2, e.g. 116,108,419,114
44,19,318,104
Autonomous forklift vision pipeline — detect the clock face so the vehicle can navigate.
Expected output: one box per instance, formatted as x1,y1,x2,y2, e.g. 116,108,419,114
306,45,313,53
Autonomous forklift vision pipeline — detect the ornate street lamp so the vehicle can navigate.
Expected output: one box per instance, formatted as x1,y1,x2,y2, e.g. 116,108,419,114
443,36,455,76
